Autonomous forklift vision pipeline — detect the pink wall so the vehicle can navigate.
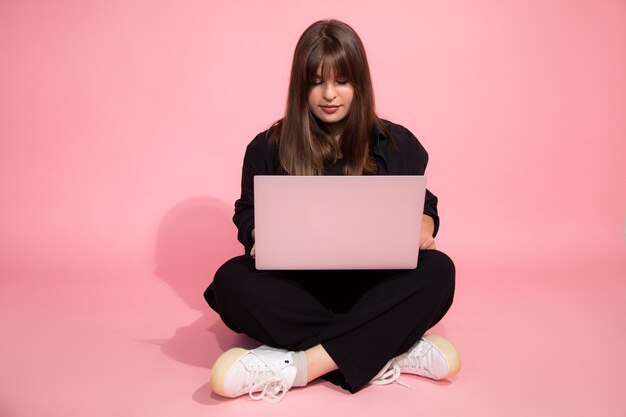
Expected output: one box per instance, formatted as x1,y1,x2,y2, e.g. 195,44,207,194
1,0,625,288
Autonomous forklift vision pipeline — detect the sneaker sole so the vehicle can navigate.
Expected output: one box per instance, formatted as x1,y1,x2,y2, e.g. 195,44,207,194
209,348,248,397
423,334,462,379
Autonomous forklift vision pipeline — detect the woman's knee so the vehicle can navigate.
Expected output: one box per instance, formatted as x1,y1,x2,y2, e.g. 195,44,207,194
419,249,456,293
209,255,255,300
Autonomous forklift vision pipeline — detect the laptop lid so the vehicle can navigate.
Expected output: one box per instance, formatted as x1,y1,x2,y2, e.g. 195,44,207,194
254,175,426,270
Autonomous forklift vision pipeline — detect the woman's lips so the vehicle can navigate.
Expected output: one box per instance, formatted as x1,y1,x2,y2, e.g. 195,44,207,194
320,105,339,114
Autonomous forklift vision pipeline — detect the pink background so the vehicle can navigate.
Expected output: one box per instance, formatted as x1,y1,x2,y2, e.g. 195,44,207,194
1,1,625,416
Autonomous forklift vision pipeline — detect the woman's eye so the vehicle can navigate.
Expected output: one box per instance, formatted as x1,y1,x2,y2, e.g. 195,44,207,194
336,80,349,85
313,80,323,86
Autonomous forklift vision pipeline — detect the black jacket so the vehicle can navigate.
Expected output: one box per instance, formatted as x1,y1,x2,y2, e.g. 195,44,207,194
233,120,440,254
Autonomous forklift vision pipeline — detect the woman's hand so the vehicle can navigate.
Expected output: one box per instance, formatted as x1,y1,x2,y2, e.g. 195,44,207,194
419,234,436,250
420,215,437,250
250,229,256,257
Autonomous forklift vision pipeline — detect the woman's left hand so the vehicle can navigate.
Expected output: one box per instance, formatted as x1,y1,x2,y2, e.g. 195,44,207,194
420,215,436,250
419,233,436,250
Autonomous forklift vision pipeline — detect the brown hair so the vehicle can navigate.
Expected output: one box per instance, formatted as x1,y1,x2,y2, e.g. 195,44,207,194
269,19,387,175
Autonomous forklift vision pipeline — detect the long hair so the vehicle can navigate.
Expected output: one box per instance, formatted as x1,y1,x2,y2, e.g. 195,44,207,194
270,20,386,175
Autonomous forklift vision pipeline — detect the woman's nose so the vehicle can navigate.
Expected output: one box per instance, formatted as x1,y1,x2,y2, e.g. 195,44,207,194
322,83,337,101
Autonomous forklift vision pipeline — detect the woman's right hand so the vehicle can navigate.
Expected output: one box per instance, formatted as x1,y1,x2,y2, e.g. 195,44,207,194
250,229,256,257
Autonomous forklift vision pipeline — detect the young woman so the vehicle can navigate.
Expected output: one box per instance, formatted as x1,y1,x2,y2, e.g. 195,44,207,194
204,19,460,403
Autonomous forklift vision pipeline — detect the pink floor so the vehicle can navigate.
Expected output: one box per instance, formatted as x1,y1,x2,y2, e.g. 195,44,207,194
1,243,624,417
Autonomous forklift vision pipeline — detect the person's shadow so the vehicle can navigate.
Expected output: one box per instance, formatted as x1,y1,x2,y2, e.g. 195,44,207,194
148,196,257,403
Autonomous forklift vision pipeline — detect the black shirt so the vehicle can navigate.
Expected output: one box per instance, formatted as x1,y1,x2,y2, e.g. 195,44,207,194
324,158,345,176
233,120,440,254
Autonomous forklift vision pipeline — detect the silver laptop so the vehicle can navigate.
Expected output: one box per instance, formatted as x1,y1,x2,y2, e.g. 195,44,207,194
254,176,426,270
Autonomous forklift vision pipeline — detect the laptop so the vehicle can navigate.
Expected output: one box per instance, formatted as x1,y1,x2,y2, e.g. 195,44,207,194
253,175,426,270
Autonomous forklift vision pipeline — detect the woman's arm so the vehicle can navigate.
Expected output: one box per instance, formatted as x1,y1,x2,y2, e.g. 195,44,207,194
250,229,256,257
381,122,440,238
420,214,436,250
233,132,275,254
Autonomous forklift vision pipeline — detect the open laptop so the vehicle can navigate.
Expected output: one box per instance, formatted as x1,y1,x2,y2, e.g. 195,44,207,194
253,175,426,270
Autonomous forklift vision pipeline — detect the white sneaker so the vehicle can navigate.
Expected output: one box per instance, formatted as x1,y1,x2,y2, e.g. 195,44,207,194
210,345,298,403
370,334,461,386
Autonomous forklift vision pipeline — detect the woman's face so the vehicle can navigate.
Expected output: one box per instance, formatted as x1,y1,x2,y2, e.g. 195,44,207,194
308,68,354,125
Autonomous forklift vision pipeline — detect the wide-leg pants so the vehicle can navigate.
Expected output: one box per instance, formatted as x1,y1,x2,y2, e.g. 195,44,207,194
204,249,455,393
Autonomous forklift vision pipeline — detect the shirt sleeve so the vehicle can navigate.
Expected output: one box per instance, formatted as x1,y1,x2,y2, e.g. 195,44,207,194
233,132,274,254
384,122,440,237
418,147,440,237
424,189,440,237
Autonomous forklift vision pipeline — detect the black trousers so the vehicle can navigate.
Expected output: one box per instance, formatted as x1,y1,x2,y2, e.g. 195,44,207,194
204,249,455,393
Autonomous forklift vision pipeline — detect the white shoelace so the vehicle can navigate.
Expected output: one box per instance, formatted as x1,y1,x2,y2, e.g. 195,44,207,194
369,359,415,389
243,351,291,403
395,350,430,376
370,342,432,389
